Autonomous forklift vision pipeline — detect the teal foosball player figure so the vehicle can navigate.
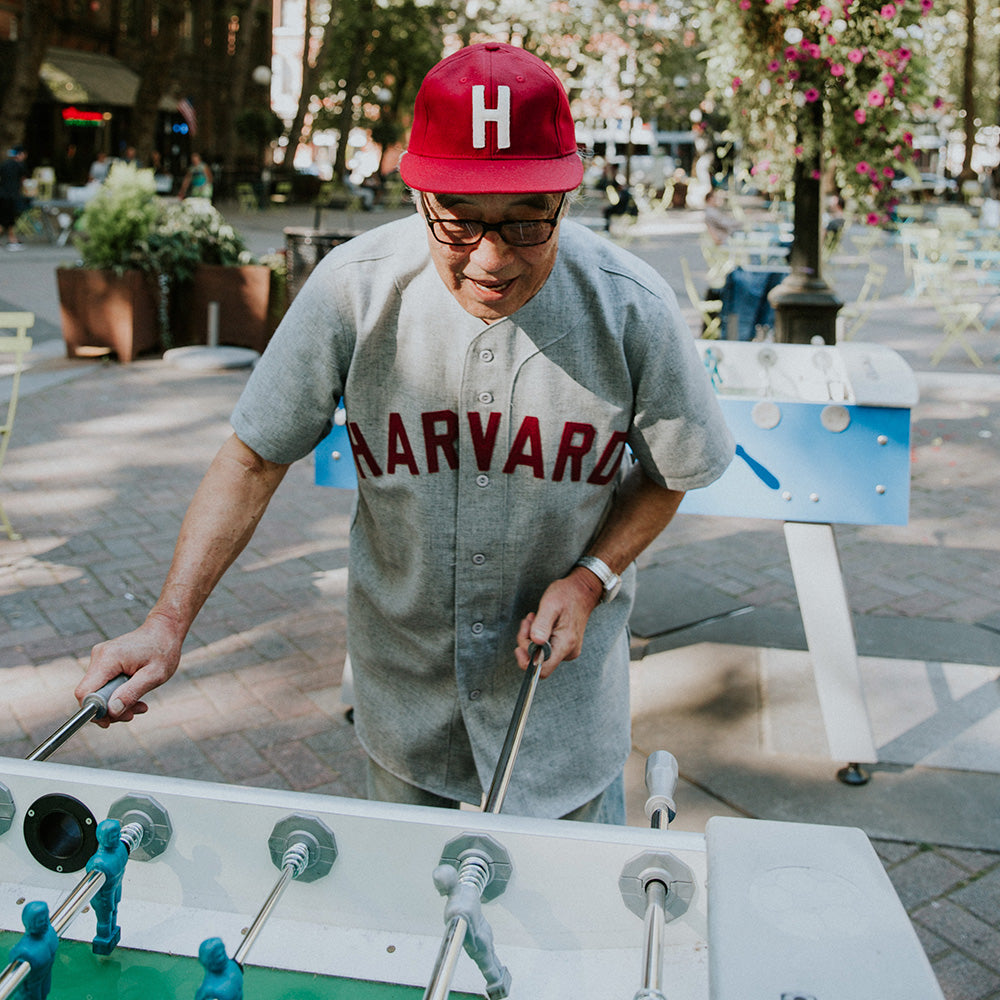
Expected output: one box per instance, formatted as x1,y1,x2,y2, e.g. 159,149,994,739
8,900,58,1000
195,938,243,1000
86,818,128,955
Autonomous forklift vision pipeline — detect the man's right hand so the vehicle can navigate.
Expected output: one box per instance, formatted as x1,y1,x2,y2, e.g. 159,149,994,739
74,615,184,727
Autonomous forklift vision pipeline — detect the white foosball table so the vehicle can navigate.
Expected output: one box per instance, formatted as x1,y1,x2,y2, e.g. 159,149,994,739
0,752,944,999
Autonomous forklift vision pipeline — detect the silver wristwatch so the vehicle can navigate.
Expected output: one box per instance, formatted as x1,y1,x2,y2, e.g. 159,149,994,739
575,555,622,604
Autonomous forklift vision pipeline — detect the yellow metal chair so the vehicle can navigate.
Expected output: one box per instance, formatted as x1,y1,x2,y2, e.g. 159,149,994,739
910,262,987,367
837,262,888,341
680,258,723,339
236,182,259,212
0,312,35,540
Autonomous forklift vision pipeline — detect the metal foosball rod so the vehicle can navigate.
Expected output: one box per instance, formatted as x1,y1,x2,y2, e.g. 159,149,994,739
26,675,128,762
423,641,550,1000
194,815,337,999
231,840,310,966
636,753,680,1000
0,818,146,1000
619,752,694,1000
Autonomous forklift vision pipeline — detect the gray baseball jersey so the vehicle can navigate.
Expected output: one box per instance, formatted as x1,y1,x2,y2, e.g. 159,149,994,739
232,212,733,817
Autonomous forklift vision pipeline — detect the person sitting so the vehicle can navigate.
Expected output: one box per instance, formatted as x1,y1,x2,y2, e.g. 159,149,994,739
703,187,741,245
599,164,638,232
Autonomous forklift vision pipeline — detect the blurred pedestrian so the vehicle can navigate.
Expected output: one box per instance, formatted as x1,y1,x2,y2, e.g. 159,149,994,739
178,152,213,200
88,151,110,184
0,146,27,250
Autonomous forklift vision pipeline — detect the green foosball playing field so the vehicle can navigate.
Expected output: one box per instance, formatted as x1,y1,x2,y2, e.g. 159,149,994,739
0,931,480,999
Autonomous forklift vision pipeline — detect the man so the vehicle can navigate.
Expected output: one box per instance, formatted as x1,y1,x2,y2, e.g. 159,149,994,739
77,42,732,822
0,147,27,250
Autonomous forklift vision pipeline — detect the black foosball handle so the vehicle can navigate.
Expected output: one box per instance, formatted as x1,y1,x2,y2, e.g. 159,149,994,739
27,674,129,761
483,641,551,815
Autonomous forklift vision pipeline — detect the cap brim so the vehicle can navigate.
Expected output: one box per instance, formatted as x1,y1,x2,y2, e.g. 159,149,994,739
399,151,583,194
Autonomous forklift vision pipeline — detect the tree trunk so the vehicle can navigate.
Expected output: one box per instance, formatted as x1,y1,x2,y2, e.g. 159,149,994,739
284,0,341,170
0,0,57,154
220,0,269,183
959,0,977,183
333,0,376,182
130,0,187,166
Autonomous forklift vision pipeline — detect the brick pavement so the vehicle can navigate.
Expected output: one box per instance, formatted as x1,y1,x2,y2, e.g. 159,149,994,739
1,199,999,997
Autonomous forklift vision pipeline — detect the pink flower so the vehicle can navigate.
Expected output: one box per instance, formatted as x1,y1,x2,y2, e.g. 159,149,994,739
866,212,880,225
732,76,742,89
784,0,797,8
867,89,885,107
854,108,867,124
804,87,820,102
920,0,933,11
784,46,798,61
882,167,895,178
848,48,864,64
788,70,801,82
830,63,845,76
768,60,782,71
880,3,896,16
811,169,821,179
818,4,832,22
794,145,804,156
739,0,750,8
856,161,870,175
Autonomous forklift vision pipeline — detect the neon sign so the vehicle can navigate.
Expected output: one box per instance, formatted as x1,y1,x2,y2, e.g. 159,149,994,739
62,106,110,126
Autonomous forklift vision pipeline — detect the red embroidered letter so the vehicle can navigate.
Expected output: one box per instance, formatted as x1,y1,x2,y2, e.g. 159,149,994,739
348,422,382,478
468,412,502,470
587,431,629,485
553,422,596,482
502,416,544,478
422,410,459,473
386,413,419,475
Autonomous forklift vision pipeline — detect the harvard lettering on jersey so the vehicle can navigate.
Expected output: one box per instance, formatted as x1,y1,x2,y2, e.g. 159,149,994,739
348,410,628,485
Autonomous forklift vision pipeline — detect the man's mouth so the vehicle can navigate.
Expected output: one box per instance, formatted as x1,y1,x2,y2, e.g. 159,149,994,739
468,276,515,296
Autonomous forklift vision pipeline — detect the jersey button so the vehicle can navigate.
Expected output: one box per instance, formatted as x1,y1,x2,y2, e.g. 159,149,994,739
478,391,494,405
469,689,482,701
476,474,490,488
479,349,494,363
471,622,485,635
472,553,486,565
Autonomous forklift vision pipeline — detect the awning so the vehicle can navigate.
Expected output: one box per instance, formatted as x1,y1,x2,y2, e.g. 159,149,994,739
40,47,176,111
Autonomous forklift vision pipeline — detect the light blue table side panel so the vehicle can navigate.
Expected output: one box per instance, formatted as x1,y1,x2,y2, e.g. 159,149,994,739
679,399,911,525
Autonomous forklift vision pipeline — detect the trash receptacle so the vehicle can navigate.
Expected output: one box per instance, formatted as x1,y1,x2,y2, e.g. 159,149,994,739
284,228,360,302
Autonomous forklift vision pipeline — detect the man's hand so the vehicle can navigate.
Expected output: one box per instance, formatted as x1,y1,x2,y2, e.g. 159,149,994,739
514,568,602,678
74,614,185,726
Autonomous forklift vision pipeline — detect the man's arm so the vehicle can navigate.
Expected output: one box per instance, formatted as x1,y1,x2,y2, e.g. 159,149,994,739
75,434,290,723
515,464,685,677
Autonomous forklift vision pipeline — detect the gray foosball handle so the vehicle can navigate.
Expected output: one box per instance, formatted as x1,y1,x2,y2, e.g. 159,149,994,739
644,751,679,828
27,675,130,761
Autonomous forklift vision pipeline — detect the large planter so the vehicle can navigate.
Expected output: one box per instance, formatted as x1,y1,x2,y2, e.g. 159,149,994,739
185,264,277,353
56,267,160,363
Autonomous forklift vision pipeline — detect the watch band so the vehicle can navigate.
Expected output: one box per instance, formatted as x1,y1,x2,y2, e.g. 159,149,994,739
575,555,621,602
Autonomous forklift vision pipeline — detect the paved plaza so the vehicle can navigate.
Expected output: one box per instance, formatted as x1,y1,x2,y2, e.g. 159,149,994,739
1,196,999,998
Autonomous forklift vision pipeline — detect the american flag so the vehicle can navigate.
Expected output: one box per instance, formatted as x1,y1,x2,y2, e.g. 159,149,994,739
177,97,197,137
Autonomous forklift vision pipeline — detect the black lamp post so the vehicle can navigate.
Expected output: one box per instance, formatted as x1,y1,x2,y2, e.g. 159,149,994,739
768,102,842,344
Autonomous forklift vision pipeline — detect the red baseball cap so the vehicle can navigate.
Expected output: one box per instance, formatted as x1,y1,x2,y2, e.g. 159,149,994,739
400,42,583,195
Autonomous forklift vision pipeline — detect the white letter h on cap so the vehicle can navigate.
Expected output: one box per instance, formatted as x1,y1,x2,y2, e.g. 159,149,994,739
471,85,511,149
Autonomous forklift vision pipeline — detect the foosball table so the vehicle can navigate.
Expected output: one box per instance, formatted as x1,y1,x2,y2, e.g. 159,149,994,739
0,681,944,1000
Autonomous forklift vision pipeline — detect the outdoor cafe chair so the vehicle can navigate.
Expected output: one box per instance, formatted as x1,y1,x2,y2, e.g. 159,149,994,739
0,312,35,540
